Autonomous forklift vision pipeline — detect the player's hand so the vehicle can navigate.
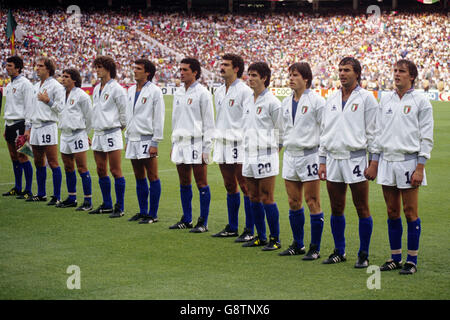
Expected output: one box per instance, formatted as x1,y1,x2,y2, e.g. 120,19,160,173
149,146,158,158
202,153,210,165
24,129,31,142
318,163,327,181
364,161,378,181
37,91,50,104
411,165,424,187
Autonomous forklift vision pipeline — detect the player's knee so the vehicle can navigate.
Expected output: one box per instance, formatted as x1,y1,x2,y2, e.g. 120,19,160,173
288,197,302,211
110,168,123,179
224,181,238,194
305,195,320,212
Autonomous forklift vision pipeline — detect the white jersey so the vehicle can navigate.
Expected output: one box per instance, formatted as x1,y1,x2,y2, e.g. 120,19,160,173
242,88,284,157
214,79,253,142
172,81,215,153
373,89,433,162
30,77,65,128
57,87,93,135
3,75,33,127
125,81,165,147
319,86,378,160
282,89,325,153
92,79,127,132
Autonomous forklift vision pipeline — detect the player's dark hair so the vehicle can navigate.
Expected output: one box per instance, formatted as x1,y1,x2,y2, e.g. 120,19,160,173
339,56,362,83
248,62,271,87
222,54,245,78
288,62,313,89
181,57,201,80
63,68,82,88
6,56,24,73
93,55,117,79
135,58,156,81
395,59,418,86
37,57,56,77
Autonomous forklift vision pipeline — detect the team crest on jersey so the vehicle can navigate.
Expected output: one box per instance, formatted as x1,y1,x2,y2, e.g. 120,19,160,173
229,99,235,107
256,106,263,115
142,97,147,104
187,98,193,105
331,105,337,111
70,99,75,105
104,93,109,101
12,88,16,94
351,104,359,112
301,106,308,114
403,105,411,114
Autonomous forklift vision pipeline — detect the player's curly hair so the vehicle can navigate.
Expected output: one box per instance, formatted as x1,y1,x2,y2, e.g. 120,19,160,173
181,57,202,80
339,57,362,84
37,57,56,77
6,56,24,73
135,58,156,81
93,55,117,79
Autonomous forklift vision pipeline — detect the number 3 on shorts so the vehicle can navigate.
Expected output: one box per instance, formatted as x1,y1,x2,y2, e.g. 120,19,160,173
353,165,362,177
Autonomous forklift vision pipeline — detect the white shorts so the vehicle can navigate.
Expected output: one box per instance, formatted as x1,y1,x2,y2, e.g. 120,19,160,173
125,138,153,160
377,156,427,189
171,138,203,164
30,123,58,146
282,151,319,182
326,154,367,184
60,130,89,154
213,139,244,164
242,152,279,179
91,129,123,152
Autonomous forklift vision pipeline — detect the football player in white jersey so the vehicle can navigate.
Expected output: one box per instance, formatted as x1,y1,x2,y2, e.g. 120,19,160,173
2,56,34,199
241,62,285,251
125,59,164,224
24,57,65,206
211,53,255,243
318,57,378,268
56,68,93,211
89,56,127,218
367,60,433,275
279,62,326,260
169,57,215,233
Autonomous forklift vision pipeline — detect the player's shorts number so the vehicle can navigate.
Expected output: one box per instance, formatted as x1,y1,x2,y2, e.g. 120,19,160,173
405,171,414,184
232,148,238,159
353,165,362,177
192,150,199,160
142,144,148,155
107,138,114,147
258,162,271,175
73,140,83,150
306,164,318,176
42,134,51,144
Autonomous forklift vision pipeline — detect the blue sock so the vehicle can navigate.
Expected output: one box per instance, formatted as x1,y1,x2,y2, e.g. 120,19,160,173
22,161,33,193
388,218,403,262
251,201,266,241
289,207,305,248
149,179,161,218
244,195,254,233
52,167,62,200
407,218,421,265
330,215,346,255
264,203,280,239
199,185,211,226
227,192,240,232
13,160,23,191
36,166,47,197
114,176,126,211
359,216,373,256
136,178,149,215
180,185,193,223
99,176,112,209
80,171,92,204
65,170,77,202
310,212,324,251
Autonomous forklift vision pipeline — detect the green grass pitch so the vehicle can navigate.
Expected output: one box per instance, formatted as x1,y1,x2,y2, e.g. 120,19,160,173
0,96,449,300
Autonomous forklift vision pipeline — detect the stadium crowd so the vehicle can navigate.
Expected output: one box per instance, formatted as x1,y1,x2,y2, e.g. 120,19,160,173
0,8,448,91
